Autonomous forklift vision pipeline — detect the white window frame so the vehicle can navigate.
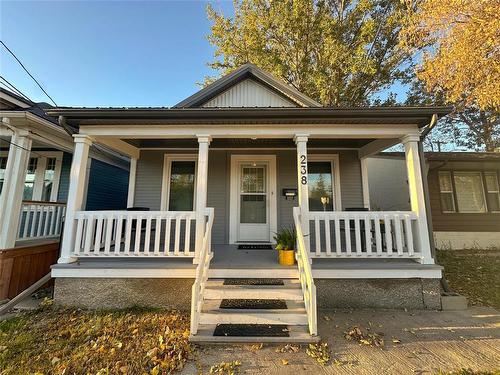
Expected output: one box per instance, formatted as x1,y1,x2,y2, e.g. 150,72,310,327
484,171,500,213
438,171,456,213
307,154,342,211
0,150,63,202
453,171,488,214
160,154,198,211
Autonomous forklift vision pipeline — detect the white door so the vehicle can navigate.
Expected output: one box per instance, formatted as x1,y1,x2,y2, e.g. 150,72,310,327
238,163,270,241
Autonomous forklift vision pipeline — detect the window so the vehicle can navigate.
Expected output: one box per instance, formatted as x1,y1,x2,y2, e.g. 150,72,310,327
484,172,500,212
42,158,56,201
0,157,7,194
167,159,196,211
454,172,486,213
308,161,334,211
23,158,38,200
438,171,455,213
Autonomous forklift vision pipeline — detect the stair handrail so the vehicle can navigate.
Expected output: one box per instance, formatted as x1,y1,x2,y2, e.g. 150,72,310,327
190,207,215,335
293,206,318,336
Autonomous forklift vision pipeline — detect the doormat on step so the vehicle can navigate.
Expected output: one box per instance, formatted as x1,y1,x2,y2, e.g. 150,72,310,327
223,279,284,285
220,299,287,309
238,244,273,250
213,324,290,337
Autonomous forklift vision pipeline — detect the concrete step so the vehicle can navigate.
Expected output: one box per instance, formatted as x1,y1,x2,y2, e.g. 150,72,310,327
190,324,320,344
199,309,308,325
202,299,305,312
204,284,303,300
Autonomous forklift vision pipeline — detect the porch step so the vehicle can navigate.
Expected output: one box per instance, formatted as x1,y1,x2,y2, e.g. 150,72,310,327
199,309,308,325
204,281,303,300
190,324,320,344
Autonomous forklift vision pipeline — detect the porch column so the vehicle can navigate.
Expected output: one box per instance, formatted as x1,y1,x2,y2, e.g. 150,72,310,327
58,135,93,264
0,130,32,249
402,134,433,264
294,134,310,252
127,156,137,208
194,135,211,264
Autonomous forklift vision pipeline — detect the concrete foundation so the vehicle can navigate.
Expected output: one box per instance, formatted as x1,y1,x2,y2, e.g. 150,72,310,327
54,277,442,311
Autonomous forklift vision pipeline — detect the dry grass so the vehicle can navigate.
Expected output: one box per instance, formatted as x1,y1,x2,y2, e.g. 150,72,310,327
437,249,500,309
0,304,193,374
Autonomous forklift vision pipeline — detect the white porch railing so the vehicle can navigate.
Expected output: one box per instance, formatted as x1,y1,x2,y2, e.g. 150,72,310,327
190,207,215,335
307,211,420,258
293,207,317,336
72,210,204,257
17,201,66,241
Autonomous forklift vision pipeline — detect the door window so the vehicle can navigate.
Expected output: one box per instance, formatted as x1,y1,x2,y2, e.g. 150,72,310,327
240,165,267,224
168,161,196,211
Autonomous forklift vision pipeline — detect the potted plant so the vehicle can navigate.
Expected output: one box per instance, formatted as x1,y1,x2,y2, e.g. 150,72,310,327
274,227,296,266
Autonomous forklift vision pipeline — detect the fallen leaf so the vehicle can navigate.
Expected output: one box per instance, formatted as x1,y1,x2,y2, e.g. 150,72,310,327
281,359,289,365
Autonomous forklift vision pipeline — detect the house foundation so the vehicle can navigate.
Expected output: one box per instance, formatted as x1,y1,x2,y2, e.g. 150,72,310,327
54,277,441,311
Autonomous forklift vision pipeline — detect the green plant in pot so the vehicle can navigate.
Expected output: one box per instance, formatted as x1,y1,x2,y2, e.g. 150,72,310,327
274,227,296,266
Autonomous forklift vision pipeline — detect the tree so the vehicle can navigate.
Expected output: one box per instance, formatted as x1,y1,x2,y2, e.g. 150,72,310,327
400,0,500,151
206,0,413,106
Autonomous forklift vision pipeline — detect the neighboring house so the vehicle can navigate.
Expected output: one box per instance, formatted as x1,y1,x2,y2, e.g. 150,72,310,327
47,64,451,342
0,88,130,300
367,152,500,250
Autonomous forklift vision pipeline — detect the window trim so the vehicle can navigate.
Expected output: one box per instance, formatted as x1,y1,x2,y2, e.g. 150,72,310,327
307,154,342,211
483,171,500,213
438,171,456,213
0,151,63,202
161,154,198,211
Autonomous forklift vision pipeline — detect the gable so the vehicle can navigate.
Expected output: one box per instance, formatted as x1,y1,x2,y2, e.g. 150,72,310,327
202,78,297,108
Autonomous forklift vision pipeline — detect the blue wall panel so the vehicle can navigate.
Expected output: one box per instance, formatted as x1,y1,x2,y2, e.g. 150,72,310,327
57,152,72,202
85,159,129,210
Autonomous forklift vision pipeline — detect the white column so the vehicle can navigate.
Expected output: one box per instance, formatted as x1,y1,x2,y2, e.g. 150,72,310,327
294,134,310,252
0,130,32,249
194,135,211,263
360,157,370,209
127,157,137,208
58,135,93,263
402,134,433,264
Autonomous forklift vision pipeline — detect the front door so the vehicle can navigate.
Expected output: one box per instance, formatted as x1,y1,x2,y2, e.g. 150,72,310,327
230,155,277,243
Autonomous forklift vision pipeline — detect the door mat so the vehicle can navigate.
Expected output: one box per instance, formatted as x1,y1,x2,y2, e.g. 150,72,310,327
213,324,290,337
238,244,273,250
220,299,287,309
223,279,284,286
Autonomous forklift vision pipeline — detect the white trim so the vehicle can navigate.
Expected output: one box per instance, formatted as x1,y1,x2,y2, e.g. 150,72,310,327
229,155,277,244
360,158,370,209
137,147,361,151
127,157,137,207
51,265,442,279
307,154,342,211
161,154,198,211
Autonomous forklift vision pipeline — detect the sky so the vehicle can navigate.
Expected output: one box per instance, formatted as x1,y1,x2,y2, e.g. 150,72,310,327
0,0,234,107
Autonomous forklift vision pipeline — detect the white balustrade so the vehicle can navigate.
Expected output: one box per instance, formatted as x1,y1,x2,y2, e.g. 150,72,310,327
293,207,317,336
72,210,204,257
307,211,420,258
17,201,67,241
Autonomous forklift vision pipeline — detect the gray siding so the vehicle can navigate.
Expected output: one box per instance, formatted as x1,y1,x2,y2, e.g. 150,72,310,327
135,149,363,244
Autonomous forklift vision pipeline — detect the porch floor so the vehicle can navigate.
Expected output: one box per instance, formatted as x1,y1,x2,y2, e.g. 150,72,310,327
52,244,443,279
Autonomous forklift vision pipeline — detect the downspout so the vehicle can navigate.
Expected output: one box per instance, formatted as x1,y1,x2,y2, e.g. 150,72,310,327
419,114,452,293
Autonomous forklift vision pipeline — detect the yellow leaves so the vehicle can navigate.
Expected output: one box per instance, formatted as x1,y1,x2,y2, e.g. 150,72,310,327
281,359,289,365
306,342,331,365
344,326,385,347
209,360,241,374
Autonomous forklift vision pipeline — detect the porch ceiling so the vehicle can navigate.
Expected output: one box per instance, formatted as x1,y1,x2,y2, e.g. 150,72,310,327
123,138,375,149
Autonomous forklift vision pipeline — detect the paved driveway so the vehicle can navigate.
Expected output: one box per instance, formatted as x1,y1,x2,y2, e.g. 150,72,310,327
185,307,500,374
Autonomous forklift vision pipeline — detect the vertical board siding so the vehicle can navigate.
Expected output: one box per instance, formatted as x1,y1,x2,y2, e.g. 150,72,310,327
202,79,297,108
57,152,72,202
134,149,365,244
85,159,129,210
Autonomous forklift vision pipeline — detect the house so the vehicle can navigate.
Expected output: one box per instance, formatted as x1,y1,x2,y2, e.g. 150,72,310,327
46,64,451,342
0,88,130,300
367,152,500,250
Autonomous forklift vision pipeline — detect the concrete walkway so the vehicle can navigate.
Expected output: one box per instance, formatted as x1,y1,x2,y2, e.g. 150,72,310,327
185,307,500,374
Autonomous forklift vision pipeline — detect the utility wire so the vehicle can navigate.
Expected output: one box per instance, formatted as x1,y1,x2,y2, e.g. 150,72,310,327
0,40,58,107
0,75,35,104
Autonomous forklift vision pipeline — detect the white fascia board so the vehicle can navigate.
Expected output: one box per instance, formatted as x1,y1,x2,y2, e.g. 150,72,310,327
79,124,421,139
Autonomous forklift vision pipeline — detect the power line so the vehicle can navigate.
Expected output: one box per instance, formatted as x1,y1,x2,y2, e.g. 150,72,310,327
0,75,35,103
0,40,58,107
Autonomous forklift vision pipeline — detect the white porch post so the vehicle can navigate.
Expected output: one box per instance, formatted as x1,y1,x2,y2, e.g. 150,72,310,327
0,130,32,249
194,135,211,264
360,157,370,209
127,156,137,208
58,135,93,264
294,134,310,252
402,134,433,264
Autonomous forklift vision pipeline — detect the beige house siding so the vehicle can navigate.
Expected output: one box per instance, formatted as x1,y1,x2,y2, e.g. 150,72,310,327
134,149,364,244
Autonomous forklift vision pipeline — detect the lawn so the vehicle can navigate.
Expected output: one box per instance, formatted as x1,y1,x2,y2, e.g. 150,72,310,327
0,304,193,374
436,249,500,310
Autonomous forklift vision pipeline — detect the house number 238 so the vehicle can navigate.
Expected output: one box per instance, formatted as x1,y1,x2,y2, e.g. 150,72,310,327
300,155,307,185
